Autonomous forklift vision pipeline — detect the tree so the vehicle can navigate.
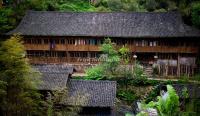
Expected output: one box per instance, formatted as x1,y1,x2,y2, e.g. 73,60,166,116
119,45,130,64
119,45,132,89
100,38,120,76
191,2,200,29
0,35,42,115
86,38,120,80
0,7,16,34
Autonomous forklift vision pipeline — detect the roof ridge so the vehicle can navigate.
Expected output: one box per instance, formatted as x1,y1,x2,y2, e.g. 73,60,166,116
42,72,69,74
69,79,117,83
27,10,180,14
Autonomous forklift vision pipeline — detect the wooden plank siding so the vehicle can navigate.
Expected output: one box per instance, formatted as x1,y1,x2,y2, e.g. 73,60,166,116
24,37,199,53
24,44,198,53
24,37,199,66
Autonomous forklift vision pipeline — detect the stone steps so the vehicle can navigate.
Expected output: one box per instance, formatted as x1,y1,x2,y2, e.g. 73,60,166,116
144,66,153,77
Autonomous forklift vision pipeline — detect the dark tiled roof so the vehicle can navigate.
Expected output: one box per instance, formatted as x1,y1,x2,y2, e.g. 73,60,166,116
38,73,69,90
32,64,74,90
33,64,74,74
8,11,200,37
64,79,117,107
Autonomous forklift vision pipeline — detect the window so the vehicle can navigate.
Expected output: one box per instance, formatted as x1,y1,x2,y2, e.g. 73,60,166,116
70,52,88,57
31,39,42,44
90,52,97,58
26,51,45,57
44,39,49,44
149,41,153,46
69,39,75,45
61,39,65,44
24,39,31,44
153,41,157,46
55,39,59,44
135,40,140,46
58,51,66,57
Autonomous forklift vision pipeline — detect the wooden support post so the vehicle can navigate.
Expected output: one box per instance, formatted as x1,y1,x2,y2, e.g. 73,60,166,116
88,52,91,64
186,65,188,77
177,53,180,77
66,51,70,63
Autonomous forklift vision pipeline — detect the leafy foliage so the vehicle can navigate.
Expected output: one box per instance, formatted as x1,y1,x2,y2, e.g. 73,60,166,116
182,87,189,99
0,34,43,115
86,38,120,80
137,85,180,116
85,39,148,82
133,61,147,79
119,45,130,64
0,0,96,34
191,2,200,29
0,8,16,34
145,85,160,103
55,0,96,11
43,88,83,116
117,89,138,104
156,85,180,116
100,38,120,76
85,65,104,80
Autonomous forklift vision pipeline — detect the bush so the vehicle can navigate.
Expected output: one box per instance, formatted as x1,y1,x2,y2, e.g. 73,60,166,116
117,90,138,104
145,86,160,103
137,85,180,116
127,78,159,86
85,65,104,80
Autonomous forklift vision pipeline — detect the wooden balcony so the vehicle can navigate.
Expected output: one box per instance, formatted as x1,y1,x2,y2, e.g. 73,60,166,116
66,45,99,51
24,44,100,51
28,57,99,64
28,57,68,64
25,44,199,53
127,46,199,53
24,44,49,50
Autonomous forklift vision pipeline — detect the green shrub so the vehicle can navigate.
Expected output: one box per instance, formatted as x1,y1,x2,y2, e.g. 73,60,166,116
85,65,104,80
127,78,159,86
137,85,180,116
117,90,138,104
145,86,160,103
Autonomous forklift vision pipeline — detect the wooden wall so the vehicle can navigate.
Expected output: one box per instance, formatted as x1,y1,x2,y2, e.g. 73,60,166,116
24,36,199,64
24,36,199,53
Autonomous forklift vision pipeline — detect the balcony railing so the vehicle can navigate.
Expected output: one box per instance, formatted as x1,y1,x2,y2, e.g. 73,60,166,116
28,57,99,64
24,44,199,53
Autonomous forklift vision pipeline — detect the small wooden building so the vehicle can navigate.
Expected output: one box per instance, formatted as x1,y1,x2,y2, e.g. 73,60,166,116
33,64,117,115
8,11,200,77
65,79,116,115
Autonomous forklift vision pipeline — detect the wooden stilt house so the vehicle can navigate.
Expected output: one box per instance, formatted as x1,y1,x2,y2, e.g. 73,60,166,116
8,11,200,77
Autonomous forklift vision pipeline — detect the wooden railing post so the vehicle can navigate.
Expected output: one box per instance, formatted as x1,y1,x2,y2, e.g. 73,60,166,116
177,53,180,77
